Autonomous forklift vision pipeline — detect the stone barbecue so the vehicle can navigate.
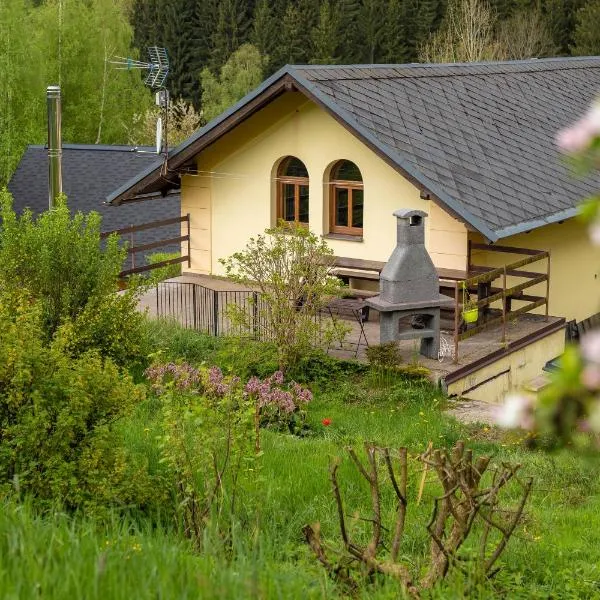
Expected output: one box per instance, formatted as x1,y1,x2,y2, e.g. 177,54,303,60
366,209,453,358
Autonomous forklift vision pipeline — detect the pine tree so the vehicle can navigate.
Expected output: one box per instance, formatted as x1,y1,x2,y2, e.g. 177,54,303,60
310,0,340,63
273,3,310,67
381,0,410,62
211,0,252,70
251,0,279,71
201,43,265,121
572,0,600,55
359,0,386,62
337,0,362,62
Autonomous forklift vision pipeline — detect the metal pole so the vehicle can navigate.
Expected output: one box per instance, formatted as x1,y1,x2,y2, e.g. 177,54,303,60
453,282,459,364
47,85,62,208
502,266,507,343
187,213,191,269
212,290,219,337
545,251,550,320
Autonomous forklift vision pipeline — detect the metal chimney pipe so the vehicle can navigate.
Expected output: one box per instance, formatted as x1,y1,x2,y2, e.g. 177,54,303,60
47,85,62,208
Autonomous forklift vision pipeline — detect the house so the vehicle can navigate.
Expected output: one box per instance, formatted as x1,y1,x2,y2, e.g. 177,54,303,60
106,57,600,400
8,144,181,265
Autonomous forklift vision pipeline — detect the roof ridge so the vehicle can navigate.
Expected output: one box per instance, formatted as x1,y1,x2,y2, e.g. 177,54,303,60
291,56,600,80
27,143,156,152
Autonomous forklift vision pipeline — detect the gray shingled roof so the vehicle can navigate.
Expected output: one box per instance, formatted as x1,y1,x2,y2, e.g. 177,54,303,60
8,145,181,262
107,57,600,241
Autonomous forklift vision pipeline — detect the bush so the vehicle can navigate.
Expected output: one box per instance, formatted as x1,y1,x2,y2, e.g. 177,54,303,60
220,223,348,370
146,251,182,286
0,190,145,366
0,292,150,513
145,363,257,548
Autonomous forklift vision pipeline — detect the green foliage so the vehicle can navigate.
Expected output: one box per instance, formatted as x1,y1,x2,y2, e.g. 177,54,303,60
146,251,182,285
0,293,150,513
366,341,403,368
145,363,257,548
220,223,348,370
0,190,145,365
200,43,265,122
310,1,340,64
572,0,600,55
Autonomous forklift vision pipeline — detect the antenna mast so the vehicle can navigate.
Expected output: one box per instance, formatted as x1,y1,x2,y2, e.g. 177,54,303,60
109,46,170,155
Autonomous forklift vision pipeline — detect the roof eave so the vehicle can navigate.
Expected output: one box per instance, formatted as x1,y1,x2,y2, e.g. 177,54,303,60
106,66,296,205
492,207,579,239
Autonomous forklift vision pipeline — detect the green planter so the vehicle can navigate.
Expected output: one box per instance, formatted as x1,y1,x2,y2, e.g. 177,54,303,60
462,307,479,324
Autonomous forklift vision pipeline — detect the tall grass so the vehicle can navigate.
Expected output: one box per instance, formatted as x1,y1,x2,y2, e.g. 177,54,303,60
3,323,599,599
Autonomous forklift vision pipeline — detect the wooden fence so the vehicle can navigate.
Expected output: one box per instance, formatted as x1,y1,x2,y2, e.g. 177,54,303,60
451,244,551,362
100,214,191,278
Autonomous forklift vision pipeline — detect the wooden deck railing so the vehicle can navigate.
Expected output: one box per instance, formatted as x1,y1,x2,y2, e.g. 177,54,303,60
451,244,551,362
101,214,191,278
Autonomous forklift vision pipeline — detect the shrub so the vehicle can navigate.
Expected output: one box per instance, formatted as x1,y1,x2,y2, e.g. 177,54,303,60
0,292,150,512
145,363,257,548
0,190,145,365
220,223,348,370
146,251,182,286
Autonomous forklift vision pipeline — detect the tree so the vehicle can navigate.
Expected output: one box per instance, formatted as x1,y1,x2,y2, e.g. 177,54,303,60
310,1,341,64
381,0,410,63
0,0,46,184
572,0,600,55
0,190,145,365
337,0,362,62
220,224,347,370
251,0,279,71
419,0,500,62
31,0,153,145
200,43,265,122
496,8,556,59
273,3,311,67
127,97,202,148
211,0,252,70
358,0,386,62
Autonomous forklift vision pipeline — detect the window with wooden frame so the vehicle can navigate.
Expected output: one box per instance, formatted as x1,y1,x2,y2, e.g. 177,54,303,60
329,160,364,236
277,157,309,226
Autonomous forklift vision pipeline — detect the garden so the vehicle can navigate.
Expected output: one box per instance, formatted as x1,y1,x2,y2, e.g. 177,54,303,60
0,187,599,600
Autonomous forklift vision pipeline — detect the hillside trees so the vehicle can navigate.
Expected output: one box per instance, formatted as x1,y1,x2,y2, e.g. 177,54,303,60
200,44,265,123
0,0,152,186
572,0,600,55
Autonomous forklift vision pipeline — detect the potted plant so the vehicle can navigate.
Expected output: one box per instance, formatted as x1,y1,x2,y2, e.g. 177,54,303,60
462,283,478,324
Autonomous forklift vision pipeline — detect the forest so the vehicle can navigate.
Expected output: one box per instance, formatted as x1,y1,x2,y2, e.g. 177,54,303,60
0,0,598,186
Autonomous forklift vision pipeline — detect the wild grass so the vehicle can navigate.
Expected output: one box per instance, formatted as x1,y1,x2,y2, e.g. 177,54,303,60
3,322,600,599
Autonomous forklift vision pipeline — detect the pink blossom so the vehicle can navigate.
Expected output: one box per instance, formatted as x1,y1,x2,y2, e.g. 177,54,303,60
582,365,600,389
270,371,285,385
556,101,600,154
494,394,534,429
589,222,600,246
581,331,600,364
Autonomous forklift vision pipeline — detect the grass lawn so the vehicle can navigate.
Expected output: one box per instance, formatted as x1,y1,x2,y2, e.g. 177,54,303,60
1,325,599,599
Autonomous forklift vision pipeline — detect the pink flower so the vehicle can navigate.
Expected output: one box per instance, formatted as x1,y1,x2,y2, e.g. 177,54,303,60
494,394,533,429
582,364,600,389
581,331,600,364
589,222,600,246
322,418,331,426
270,371,285,385
556,101,600,154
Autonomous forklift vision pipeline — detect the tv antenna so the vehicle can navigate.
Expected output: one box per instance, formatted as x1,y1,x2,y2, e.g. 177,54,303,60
109,46,169,90
109,47,170,156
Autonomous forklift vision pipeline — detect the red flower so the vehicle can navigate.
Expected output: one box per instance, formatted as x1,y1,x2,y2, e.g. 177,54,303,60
322,418,331,426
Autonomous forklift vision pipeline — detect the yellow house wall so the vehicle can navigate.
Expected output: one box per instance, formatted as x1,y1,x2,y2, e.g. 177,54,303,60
470,218,600,322
180,92,468,275
446,328,565,403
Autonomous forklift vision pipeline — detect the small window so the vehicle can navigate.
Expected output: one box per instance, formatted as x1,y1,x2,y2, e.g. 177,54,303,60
277,157,309,226
329,160,363,236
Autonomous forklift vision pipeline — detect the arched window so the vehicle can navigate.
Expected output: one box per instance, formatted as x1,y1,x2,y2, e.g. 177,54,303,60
330,160,363,236
277,157,309,225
